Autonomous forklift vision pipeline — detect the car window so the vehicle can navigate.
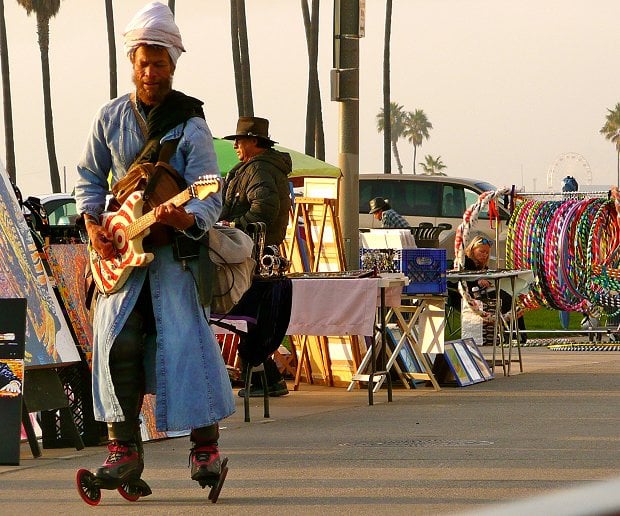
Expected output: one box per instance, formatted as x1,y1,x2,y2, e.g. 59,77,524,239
441,185,466,217
359,179,441,217
46,200,77,225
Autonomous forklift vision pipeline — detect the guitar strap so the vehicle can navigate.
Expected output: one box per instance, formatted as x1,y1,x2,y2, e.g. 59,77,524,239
128,92,186,209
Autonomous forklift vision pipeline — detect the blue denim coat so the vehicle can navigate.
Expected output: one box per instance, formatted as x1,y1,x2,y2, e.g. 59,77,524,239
75,93,235,431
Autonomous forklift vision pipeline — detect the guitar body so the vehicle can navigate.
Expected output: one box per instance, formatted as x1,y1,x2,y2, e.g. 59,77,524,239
88,174,221,296
90,191,154,295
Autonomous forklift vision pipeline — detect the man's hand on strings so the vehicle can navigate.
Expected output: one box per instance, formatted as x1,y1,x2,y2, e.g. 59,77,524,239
86,219,115,260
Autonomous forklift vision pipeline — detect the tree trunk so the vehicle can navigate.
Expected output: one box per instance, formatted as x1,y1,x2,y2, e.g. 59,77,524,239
36,12,61,192
302,0,314,155
231,0,253,116
105,0,117,99
391,140,403,174
412,145,417,175
302,0,324,159
382,0,392,174
0,0,16,183
236,0,253,116
230,0,244,116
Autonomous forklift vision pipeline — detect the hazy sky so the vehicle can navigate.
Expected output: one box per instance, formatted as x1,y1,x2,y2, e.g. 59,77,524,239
1,0,620,196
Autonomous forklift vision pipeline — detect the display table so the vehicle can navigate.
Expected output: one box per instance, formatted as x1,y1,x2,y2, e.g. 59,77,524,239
285,274,404,401
446,269,534,376
348,295,444,397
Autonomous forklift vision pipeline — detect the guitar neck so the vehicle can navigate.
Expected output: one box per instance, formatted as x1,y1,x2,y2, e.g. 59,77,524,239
126,189,192,240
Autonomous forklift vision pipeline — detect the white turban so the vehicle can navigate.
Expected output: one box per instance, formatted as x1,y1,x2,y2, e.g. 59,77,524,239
123,2,185,65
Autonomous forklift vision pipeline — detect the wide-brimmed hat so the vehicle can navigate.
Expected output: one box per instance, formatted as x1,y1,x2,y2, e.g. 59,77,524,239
223,116,278,144
369,197,389,214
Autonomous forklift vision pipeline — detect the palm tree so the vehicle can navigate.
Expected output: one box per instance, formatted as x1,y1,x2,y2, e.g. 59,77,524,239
104,0,117,99
376,101,406,174
419,154,446,175
404,109,432,175
600,102,620,186
301,0,325,160
17,0,62,193
381,0,393,174
0,0,16,183
230,0,253,116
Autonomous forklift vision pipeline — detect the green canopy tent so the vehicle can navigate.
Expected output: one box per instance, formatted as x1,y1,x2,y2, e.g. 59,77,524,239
213,138,341,186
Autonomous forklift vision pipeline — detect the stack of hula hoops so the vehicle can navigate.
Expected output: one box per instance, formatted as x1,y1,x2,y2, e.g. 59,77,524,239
454,187,620,351
506,189,620,316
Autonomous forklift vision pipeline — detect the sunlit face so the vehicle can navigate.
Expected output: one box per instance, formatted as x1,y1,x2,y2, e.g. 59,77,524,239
373,210,383,221
471,244,491,266
132,45,174,106
233,137,260,162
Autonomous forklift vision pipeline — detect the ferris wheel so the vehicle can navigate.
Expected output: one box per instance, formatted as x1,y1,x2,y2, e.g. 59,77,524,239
546,152,592,192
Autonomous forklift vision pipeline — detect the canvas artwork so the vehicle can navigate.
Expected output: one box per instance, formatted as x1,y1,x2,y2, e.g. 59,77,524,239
452,340,484,384
386,324,422,383
0,165,80,367
462,337,494,380
0,359,23,398
45,244,93,364
443,342,474,387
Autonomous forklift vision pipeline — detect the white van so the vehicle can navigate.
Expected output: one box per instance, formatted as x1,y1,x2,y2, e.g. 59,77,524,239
358,174,511,266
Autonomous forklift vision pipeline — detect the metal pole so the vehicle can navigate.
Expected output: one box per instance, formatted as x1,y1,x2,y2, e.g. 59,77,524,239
332,0,361,270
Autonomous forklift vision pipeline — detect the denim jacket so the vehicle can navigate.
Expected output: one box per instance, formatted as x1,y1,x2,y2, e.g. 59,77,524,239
75,93,235,431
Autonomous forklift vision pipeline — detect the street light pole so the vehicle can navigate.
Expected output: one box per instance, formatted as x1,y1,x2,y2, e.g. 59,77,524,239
332,0,363,270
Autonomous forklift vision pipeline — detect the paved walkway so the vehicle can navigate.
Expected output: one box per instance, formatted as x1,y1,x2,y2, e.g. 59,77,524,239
1,346,620,515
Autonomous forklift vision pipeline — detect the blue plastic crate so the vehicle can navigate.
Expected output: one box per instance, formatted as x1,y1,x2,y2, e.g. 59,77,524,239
401,248,447,295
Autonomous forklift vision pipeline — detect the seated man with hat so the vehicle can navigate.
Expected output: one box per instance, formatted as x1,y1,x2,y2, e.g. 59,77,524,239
219,116,293,398
369,197,409,229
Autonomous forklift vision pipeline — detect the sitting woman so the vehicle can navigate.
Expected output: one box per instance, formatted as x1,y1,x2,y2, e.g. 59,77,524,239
463,235,526,344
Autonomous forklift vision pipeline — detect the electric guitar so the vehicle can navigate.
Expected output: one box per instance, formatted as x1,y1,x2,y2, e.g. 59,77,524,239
89,174,221,295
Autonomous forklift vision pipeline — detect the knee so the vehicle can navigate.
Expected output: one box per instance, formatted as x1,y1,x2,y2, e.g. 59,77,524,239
110,315,145,364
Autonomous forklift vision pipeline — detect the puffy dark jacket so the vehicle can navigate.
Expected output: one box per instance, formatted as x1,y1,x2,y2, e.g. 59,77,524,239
220,148,292,246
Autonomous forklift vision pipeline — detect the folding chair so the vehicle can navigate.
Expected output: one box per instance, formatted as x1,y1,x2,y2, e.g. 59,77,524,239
210,315,270,423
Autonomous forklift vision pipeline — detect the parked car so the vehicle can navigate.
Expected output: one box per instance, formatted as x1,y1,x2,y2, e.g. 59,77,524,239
39,193,78,226
22,193,81,245
358,174,511,266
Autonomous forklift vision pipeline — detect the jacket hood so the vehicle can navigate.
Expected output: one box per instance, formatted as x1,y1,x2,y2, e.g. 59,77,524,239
251,148,292,177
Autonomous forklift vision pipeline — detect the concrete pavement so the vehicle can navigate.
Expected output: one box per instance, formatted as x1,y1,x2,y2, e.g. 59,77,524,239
1,346,620,515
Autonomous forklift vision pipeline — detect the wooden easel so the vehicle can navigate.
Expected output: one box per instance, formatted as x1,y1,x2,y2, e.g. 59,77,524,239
286,197,346,273
348,301,442,392
286,196,364,388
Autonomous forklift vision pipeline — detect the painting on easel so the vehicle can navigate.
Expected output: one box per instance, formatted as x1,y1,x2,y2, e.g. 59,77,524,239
45,244,93,364
0,164,80,367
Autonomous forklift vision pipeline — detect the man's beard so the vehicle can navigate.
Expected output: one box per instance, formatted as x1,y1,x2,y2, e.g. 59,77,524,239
133,75,173,106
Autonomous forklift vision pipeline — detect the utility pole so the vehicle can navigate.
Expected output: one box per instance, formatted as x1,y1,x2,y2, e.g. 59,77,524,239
331,0,363,270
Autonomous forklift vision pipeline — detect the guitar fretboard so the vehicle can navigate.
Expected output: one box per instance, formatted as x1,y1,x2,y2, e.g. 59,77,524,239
126,189,192,240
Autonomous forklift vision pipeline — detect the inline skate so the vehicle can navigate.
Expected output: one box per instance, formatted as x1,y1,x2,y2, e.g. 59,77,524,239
189,442,229,503
76,439,151,505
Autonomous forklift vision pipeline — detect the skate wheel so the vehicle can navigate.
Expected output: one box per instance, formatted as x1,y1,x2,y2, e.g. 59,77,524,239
117,483,141,502
118,478,152,501
76,468,101,506
208,457,228,503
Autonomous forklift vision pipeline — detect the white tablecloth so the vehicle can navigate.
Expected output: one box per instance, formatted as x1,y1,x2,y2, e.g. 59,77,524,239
286,278,379,336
